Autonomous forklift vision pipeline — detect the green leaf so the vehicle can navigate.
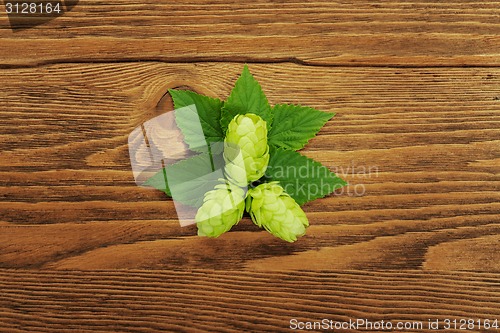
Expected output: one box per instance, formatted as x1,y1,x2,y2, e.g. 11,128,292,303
144,167,172,196
144,145,225,208
268,104,334,151
170,89,224,152
220,65,273,132
265,147,347,205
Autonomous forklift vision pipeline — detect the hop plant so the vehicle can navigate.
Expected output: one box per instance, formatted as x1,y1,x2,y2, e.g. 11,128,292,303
145,65,347,241
224,114,270,185
246,182,309,242
195,180,246,238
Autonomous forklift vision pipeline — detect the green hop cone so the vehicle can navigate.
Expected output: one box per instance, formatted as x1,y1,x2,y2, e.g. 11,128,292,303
246,182,309,242
224,114,270,185
195,180,246,238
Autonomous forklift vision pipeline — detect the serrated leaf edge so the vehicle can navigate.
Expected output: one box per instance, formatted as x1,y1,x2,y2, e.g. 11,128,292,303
169,89,224,151
220,65,273,132
267,147,347,205
268,104,334,151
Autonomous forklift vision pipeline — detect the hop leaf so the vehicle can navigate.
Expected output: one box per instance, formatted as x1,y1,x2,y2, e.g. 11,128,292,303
170,89,224,152
268,104,334,151
265,147,347,205
142,65,347,242
224,114,270,185
220,65,273,132
195,180,246,238
246,182,309,242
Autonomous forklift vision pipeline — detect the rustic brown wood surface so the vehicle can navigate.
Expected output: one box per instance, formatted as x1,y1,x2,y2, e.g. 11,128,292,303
0,1,499,332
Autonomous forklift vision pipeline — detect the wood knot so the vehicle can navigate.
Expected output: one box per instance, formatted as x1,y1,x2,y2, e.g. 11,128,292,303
155,85,199,114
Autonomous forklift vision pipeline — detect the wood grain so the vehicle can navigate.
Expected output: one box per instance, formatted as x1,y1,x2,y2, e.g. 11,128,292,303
0,1,500,66
0,63,498,272
0,269,499,333
0,1,499,331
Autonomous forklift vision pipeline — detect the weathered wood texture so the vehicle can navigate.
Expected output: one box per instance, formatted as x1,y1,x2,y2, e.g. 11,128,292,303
0,63,498,271
0,1,499,332
0,270,499,333
0,1,500,66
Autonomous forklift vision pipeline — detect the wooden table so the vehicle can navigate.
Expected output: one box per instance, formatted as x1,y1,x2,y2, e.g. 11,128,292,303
1,1,499,332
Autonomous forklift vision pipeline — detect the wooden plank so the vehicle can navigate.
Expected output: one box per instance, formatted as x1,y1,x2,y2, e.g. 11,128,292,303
0,63,498,271
0,1,499,66
424,234,500,271
0,1,499,330
0,269,499,333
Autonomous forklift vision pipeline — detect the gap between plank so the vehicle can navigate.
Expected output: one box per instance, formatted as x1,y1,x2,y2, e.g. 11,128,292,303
1,57,500,69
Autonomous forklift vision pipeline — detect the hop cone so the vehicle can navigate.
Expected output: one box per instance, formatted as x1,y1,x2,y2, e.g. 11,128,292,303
224,114,270,185
246,182,309,242
195,180,245,237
